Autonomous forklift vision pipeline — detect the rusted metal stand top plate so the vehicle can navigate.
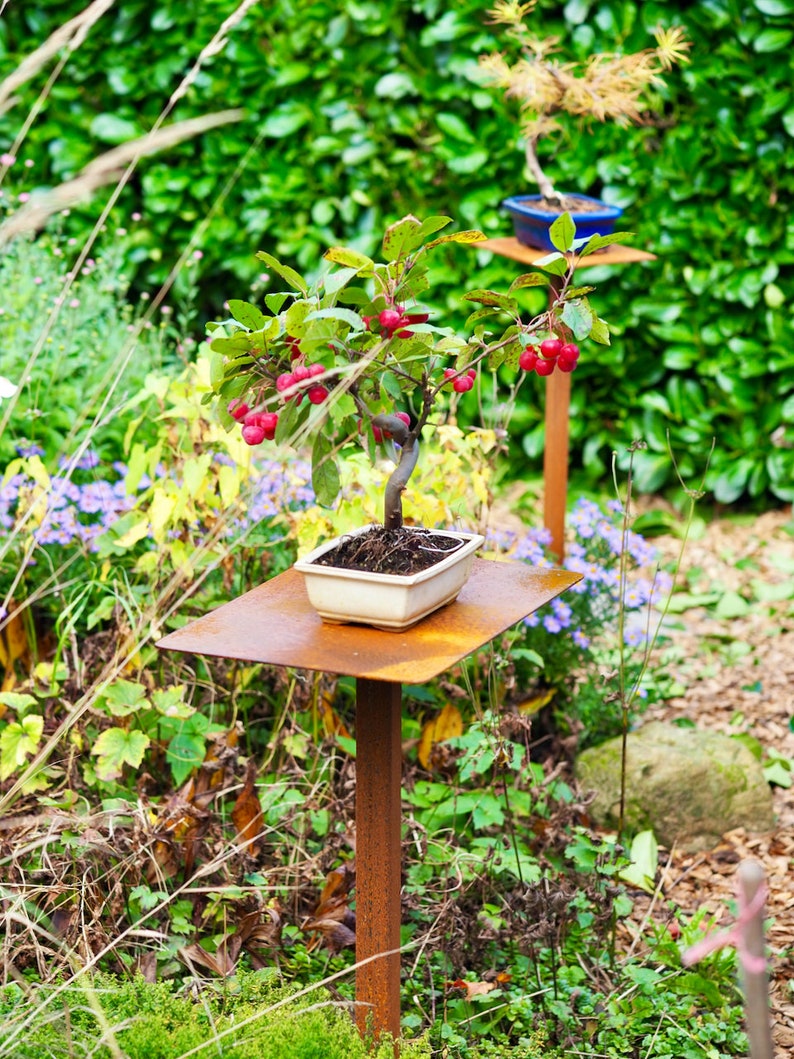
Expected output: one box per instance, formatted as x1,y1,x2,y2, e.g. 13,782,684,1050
157,558,580,684
480,237,656,268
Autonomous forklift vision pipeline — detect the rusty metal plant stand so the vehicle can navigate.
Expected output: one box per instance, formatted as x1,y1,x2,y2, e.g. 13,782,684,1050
481,238,656,560
157,557,580,1042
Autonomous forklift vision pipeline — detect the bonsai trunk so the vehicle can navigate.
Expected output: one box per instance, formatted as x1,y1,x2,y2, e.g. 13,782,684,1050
371,414,419,531
525,135,564,205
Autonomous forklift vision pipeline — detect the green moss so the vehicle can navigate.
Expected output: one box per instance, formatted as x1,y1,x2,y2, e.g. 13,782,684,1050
0,973,430,1059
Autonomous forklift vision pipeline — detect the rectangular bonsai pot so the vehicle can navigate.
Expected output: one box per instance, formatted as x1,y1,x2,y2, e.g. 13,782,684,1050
502,194,624,252
293,525,485,631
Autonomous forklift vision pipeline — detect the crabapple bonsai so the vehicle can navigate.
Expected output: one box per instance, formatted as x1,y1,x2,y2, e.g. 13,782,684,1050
205,212,622,535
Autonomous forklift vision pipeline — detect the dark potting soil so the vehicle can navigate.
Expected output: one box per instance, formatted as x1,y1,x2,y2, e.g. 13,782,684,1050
532,195,614,215
312,526,464,576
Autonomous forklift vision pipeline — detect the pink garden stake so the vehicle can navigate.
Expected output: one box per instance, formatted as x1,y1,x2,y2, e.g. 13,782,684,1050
683,859,774,1059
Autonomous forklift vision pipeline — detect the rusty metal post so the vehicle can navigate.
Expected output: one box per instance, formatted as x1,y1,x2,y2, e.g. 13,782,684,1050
543,365,571,561
542,275,570,561
355,677,403,1042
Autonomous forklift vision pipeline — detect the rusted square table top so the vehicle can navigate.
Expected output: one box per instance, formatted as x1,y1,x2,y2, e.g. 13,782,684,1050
479,237,656,268
157,557,580,684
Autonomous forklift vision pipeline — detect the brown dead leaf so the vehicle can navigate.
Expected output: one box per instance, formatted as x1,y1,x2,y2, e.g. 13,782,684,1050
301,862,356,954
0,603,30,692
231,758,263,856
315,690,352,741
418,704,463,770
447,970,511,999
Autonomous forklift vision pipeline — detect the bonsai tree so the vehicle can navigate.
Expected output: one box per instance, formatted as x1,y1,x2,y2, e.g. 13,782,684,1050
205,213,621,536
478,0,690,204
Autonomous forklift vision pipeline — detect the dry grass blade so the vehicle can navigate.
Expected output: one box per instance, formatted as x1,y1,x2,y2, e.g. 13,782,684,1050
0,0,116,115
0,109,243,246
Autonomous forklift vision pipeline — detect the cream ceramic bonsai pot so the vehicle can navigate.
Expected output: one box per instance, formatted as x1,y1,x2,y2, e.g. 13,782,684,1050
294,525,485,631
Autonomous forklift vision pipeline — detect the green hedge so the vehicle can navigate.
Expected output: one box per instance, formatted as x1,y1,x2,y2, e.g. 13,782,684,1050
1,0,792,502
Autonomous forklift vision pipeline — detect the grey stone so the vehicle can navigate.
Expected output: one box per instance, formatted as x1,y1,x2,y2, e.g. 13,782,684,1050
575,720,775,852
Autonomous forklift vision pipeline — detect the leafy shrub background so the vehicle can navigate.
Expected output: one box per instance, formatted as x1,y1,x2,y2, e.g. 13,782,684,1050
1,0,792,502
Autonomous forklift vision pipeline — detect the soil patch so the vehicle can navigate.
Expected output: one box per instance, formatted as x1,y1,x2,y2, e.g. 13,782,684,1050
312,525,464,576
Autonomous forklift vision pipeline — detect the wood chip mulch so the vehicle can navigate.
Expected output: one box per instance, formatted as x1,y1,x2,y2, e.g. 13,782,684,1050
637,507,794,1051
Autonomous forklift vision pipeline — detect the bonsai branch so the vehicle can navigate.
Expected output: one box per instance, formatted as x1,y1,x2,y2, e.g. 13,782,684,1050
371,413,419,531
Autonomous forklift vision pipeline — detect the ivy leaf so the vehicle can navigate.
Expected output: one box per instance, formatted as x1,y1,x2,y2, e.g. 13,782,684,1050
0,715,44,780
549,212,576,253
311,432,341,508
227,299,266,330
92,728,151,781
255,251,308,295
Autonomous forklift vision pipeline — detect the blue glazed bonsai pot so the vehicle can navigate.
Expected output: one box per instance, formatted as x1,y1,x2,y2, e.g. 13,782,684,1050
502,194,624,252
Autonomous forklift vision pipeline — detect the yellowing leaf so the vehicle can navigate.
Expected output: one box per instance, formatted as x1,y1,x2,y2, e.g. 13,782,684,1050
0,714,44,779
418,704,463,770
218,463,241,509
116,519,151,548
149,487,177,541
182,453,213,498
517,689,555,716
92,727,150,781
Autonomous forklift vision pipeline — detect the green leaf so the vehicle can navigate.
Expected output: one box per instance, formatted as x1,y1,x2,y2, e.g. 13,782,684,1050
532,252,568,277
90,112,142,144
0,692,38,713
755,0,794,13
576,231,635,256
714,590,750,618
323,246,374,272
619,830,658,893
462,289,517,310
255,251,308,295
166,732,206,786
753,28,793,51
260,103,311,138
264,293,289,315
417,216,452,240
227,299,266,331
374,72,416,99
560,299,594,339
0,715,44,780
763,759,792,787
311,432,340,508
92,728,151,781
306,307,364,330
323,266,362,298
508,272,550,292
151,686,193,718
382,215,424,259
436,112,476,143
99,679,149,718
549,212,576,253
589,316,611,345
